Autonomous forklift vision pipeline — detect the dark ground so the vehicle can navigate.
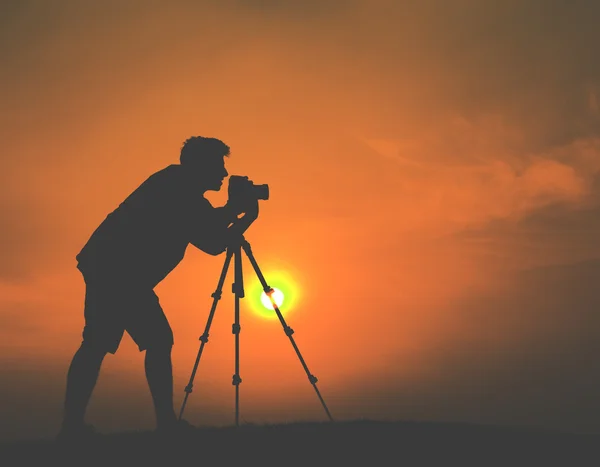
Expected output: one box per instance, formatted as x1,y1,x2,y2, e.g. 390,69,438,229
1,420,598,466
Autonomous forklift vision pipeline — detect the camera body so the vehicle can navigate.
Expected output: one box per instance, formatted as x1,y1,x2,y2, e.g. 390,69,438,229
228,175,269,204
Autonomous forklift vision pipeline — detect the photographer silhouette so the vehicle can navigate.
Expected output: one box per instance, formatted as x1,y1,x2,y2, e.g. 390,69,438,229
59,136,258,441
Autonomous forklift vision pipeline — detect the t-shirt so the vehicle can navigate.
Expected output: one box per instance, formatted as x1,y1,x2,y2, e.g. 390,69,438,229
76,164,227,288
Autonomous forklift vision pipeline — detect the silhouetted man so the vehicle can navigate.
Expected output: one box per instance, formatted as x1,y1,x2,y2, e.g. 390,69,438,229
59,136,257,440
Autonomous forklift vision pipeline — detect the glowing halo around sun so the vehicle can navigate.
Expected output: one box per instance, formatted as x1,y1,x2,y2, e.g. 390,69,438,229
245,268,300,321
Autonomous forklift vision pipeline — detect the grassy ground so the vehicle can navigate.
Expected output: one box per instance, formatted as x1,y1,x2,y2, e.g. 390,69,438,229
1,419,598,466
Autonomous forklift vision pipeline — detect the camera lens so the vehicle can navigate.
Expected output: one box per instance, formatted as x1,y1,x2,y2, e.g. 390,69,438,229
254,184,269,200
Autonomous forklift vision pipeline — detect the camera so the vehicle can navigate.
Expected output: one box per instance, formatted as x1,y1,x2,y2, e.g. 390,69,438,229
228,175,269,203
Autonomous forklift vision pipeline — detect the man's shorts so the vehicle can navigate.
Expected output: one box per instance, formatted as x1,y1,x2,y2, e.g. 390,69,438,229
80,270,174,354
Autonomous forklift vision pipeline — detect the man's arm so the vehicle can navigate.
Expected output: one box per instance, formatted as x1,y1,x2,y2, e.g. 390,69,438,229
190,199,259,255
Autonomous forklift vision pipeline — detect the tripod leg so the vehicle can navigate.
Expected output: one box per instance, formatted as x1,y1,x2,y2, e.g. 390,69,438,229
178,248,234,421
231,244,244,426
240,239,334,422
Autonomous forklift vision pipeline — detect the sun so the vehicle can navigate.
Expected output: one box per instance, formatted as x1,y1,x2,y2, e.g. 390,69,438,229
245,267,300,321
260,287,284,310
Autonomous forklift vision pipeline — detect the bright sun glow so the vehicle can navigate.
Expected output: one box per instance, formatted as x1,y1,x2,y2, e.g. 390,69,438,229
260,287,284,310
246,267,300,320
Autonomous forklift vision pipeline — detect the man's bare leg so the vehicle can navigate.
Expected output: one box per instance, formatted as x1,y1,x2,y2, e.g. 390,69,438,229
145,345,178,429
61,342,107,431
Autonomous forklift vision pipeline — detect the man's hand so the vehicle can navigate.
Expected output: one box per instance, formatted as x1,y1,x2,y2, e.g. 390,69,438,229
225,197,258,220
224,198,259,243
243,198,259,221
191,197,259,255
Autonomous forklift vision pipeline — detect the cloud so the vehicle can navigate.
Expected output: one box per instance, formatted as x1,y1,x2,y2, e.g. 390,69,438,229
360,113,600,234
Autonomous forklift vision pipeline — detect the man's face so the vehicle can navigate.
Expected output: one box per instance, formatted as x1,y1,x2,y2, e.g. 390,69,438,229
202,156,229,191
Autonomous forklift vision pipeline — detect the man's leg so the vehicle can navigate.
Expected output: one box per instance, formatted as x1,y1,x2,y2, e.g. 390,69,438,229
62,342,107,431
145,344,177,429
61,274,122,435
128,290,178,430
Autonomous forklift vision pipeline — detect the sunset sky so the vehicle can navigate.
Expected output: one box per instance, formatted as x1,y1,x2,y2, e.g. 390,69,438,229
2,0,600,441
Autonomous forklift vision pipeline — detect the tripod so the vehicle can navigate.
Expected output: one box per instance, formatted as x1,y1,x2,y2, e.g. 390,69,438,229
178,235,334,426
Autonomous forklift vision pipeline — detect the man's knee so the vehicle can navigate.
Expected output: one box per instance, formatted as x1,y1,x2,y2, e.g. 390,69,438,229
78,340,110,361
142,339,173,354
137,321,174,353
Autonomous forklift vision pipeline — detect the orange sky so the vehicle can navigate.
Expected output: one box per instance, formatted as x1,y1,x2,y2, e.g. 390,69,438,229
2,1,600,441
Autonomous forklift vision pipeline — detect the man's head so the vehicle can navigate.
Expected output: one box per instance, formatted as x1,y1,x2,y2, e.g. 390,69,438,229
180,136,230,191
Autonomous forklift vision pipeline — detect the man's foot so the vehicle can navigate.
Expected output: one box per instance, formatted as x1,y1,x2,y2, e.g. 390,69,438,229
56,423,98,444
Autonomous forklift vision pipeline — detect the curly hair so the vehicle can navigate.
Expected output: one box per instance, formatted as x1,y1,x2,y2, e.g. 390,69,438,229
180,136,230,166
